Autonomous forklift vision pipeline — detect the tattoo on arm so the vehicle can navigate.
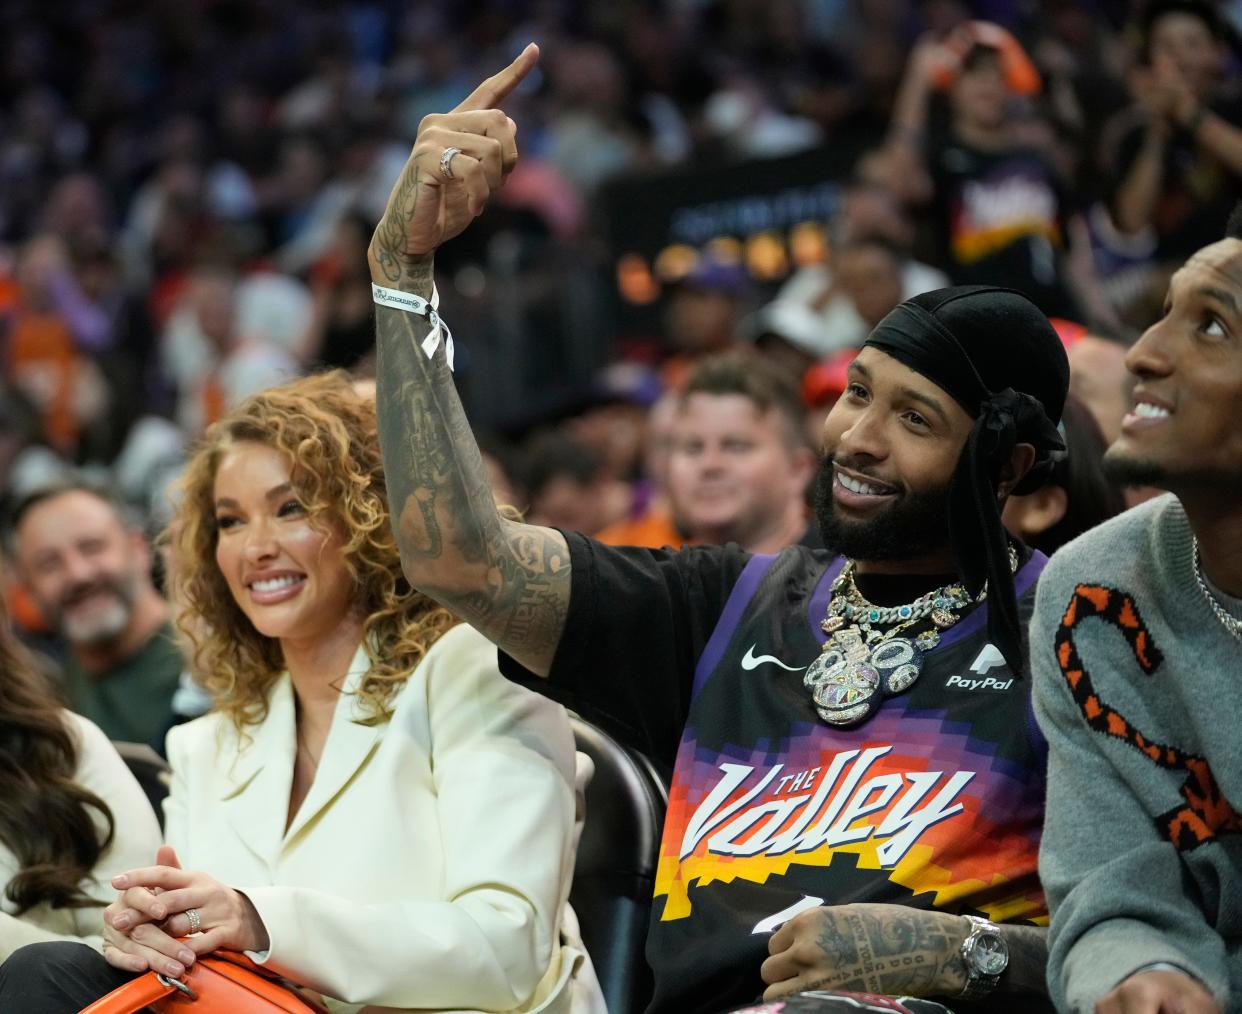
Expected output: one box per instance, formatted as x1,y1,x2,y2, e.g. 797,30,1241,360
799,909,1048,1000
372,174,570,675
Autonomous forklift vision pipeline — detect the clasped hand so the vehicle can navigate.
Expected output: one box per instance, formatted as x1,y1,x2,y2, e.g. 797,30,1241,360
102,845,269,978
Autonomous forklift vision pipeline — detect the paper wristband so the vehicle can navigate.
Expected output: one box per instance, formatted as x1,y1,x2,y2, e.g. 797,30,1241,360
372,283,455,371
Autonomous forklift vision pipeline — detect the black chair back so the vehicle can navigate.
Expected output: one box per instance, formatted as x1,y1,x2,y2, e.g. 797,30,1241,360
111,740,172,830
569,716,668,1014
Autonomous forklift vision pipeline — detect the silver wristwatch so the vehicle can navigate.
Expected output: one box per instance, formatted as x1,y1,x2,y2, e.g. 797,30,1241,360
958,914,1008,1000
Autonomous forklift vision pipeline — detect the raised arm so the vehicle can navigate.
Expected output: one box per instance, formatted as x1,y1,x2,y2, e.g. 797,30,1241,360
369,45,569,677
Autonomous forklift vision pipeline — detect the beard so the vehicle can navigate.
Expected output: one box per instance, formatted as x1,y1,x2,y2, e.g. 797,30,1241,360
1101,446,1171,489
50,574,137,646
812,456,954,562
1102,446,1242,492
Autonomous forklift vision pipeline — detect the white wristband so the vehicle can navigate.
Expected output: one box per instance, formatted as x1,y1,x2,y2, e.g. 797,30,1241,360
372,282,455,371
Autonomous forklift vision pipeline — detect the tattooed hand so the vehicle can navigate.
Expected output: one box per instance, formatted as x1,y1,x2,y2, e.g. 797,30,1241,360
367,44,538,288
760,903,968,1000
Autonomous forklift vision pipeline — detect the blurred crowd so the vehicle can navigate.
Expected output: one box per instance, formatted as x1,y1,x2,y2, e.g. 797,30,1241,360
2,0,1241,732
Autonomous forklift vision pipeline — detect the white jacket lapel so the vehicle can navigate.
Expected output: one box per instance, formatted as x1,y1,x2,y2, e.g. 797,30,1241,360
220,673,296,868
282,644,385,845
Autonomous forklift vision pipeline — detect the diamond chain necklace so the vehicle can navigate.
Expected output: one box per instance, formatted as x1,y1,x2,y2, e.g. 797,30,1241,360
1192,537,1242,642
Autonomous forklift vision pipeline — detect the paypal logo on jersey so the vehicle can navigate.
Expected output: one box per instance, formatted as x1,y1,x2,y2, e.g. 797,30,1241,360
944,644,1014,691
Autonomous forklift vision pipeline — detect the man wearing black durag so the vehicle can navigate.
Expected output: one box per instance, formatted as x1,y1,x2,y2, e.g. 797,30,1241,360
359,78,1068,1014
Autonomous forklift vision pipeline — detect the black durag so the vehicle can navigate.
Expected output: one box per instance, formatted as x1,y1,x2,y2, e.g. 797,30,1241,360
863,286,1069,675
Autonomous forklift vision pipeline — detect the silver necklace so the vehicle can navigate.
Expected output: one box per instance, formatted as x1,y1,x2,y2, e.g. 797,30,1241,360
804,546,1018,727
1192,537,1242,642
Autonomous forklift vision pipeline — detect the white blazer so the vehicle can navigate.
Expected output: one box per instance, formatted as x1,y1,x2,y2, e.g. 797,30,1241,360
165,624,605,1014
0,712,162,960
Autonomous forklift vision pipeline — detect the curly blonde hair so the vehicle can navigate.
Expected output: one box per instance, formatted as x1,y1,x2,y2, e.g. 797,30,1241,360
170,370,457,731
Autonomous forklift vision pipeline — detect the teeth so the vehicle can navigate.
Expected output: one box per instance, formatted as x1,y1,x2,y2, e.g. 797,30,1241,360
838,473,886,496
1134,402,1170,419
251,575,302,593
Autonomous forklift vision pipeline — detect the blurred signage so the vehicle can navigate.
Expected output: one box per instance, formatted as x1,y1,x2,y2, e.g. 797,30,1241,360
598,143,864,303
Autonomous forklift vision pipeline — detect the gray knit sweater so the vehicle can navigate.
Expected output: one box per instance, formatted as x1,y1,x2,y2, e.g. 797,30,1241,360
1031,494,1242,1012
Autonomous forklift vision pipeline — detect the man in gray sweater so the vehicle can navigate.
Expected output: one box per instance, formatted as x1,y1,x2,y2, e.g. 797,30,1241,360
1032,211,1242,1013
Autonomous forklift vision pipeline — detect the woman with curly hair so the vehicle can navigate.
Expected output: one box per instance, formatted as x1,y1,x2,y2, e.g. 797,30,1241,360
0,371,602,1014
0,587,161,960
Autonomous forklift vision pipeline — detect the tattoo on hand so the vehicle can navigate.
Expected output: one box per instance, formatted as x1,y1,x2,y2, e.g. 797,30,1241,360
808,909,965,997
372,164,426,286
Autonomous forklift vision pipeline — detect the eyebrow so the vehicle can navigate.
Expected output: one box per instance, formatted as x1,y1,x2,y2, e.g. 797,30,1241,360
849,360,950,424
214,482,295,510
1199,286,1240,315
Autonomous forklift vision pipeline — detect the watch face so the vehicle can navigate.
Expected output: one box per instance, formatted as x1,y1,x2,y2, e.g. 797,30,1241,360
971,933,1009,976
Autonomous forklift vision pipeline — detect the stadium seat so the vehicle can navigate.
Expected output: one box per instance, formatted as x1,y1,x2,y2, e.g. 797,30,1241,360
111,741,171,830
568,715,669,1014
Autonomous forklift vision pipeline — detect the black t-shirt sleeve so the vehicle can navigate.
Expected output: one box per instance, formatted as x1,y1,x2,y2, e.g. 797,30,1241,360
498,531,750,767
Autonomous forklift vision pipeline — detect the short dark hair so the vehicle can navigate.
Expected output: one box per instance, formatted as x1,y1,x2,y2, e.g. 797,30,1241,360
519,431,603,501
682,351,810,451
6,480,135,554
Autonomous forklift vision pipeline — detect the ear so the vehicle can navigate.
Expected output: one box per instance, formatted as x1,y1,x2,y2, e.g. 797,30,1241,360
996,442,1037,500
790,445,817,489
1002,485,1068,539
130,528,153,572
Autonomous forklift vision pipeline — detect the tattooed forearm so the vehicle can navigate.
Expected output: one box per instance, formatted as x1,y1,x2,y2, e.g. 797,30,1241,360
767,905,1050,1003
373,275,570,676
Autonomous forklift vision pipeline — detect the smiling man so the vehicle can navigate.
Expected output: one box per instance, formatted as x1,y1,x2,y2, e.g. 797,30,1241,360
368,51,1074,1013
664,353,818,553
9,482,182,748
1032,212,1242,1014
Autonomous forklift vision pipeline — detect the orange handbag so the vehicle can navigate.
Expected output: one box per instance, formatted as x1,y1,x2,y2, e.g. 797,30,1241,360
77,951,329,1014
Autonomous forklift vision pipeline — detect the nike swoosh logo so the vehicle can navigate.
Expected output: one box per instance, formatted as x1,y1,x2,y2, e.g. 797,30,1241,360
741,644,807,672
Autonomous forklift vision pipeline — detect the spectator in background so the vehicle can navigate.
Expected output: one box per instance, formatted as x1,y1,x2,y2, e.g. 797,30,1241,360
160,264,299,436
595,391,684,549
883,21,1114,323
0,591,161,965
800,348,856,449
1066,331,1132,445
745,183,948,383
1108,0,1242,262
663,352,818,552
520,430,634,536
8,483,183,750
660,253,751,390
304,211,376,370
2,235,112,458
1002,395,1126,555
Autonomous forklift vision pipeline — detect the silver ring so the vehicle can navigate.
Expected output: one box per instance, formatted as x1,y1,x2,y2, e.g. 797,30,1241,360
439,146,462,180
185,907,201,934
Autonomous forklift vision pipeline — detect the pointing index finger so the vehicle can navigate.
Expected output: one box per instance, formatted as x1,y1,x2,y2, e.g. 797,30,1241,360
453,43,539,113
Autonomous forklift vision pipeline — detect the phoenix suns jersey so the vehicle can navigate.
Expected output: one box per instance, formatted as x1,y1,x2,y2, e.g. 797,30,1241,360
501,534,1049,1014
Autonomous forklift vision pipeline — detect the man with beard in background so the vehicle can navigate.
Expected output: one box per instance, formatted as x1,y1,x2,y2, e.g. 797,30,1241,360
369,54,1072,1010
9,482,182,748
